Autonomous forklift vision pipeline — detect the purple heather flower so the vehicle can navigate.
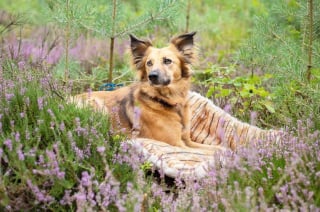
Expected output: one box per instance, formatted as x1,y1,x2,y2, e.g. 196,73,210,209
47,109,55,118
37,97,44,110
20,112,25,118
81,171,92,187
50,121,55,129
24,97,30,106
57,171,66,180
133,106,141,130
4,139,12,151
97,146,105,153
87,88,92,99
15,132,20,142
250,111,257,125
20,87,26,95
27,148,36,157
75,117,81,126
59,122,65,131
25,130,30,140
17,149,25,161
46,46,63,65
18,61,26,70
74,191,86,204
5,93,14,101
120,128,127,133
71,141,84,160
223,104,232,113
27,179,54,203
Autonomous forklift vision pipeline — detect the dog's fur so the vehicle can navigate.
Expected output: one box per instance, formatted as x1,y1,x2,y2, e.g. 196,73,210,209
74,32,223,152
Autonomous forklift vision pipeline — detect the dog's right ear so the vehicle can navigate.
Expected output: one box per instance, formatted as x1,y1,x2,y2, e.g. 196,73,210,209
130,34,152,69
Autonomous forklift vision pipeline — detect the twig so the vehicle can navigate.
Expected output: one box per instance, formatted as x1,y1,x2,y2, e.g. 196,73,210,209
64,0,70,85
108,0,117,82
185,0,191,32
306,0,313,82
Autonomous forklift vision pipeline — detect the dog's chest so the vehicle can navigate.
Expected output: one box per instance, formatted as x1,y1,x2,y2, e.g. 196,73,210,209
140,104,184,129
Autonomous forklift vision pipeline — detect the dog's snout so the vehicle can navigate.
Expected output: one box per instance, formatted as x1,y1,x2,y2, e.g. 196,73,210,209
148,70,159,84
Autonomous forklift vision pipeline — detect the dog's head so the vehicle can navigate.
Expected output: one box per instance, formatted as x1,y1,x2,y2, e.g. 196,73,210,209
130,32,196,87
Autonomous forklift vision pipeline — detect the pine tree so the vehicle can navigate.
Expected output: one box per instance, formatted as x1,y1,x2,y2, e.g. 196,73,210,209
238,0,320,128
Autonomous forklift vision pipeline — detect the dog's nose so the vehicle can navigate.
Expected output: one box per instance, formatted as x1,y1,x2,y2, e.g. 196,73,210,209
148,70,159,84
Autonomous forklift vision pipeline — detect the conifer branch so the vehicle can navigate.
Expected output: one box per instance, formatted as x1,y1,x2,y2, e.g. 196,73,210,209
114,0,178,38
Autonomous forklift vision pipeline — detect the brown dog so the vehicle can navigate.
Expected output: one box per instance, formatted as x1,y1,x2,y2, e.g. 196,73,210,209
73,32,223,152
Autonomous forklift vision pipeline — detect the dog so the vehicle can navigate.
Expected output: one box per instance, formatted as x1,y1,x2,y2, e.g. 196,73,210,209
73,32,224,153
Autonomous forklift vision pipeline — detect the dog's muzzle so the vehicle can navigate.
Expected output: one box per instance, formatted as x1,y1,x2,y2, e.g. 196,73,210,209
148,70,170,86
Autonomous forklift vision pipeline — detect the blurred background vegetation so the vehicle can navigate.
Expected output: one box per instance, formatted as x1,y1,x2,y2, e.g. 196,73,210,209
0,0,319,129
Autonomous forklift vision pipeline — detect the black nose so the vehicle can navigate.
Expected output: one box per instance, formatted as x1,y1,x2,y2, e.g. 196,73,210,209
148,70,159,83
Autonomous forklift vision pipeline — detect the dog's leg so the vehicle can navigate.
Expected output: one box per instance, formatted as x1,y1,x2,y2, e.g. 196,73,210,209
181,103,225,153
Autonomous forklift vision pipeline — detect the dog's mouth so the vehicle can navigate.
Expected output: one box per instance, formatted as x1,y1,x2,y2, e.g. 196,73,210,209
148,70,171,87
149,79,171,87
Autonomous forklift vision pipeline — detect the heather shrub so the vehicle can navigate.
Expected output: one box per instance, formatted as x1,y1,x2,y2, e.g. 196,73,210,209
0,68,151,210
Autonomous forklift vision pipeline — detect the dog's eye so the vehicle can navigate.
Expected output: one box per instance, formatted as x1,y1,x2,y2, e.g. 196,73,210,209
163,58,172,65
146,60,153,67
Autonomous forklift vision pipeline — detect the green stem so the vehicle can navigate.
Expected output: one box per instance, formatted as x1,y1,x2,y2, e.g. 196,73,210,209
185,0,191,32
65,0,70,84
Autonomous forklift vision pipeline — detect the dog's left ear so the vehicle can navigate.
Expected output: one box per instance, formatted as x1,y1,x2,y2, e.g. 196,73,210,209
171,31,196,64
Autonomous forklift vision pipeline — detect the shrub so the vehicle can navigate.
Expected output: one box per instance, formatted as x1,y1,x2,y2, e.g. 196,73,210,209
0,67,149,210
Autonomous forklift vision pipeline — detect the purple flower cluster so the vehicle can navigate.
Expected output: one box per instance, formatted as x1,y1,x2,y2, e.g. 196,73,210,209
27,180,55,204
0,28,128,75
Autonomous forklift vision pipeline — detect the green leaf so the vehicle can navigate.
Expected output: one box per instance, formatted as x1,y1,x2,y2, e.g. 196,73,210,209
263,101,275,113
218,88,232,97
206,86,215,98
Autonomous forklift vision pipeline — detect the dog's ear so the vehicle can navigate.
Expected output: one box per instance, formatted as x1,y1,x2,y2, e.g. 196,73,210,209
130,34,152,69
170,31,196,64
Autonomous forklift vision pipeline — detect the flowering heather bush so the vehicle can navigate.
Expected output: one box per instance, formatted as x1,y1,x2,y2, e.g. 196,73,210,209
0,68,149,210
1,42,319,211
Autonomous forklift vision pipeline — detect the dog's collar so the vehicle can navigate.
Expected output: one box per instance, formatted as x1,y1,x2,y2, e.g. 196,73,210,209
140,91,177,108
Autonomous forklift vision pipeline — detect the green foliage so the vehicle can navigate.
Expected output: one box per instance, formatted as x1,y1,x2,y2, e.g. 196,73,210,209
237,0,320,129
194,65,275,124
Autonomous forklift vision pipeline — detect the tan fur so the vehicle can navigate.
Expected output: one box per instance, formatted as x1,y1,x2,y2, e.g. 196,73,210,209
73,32,224,153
